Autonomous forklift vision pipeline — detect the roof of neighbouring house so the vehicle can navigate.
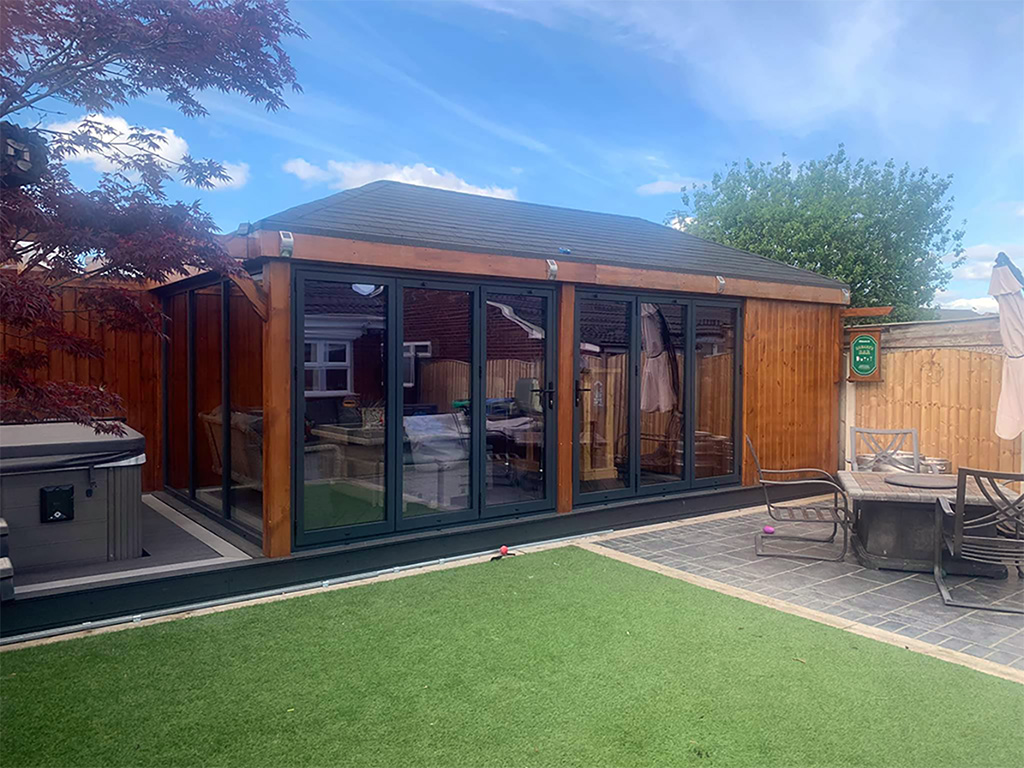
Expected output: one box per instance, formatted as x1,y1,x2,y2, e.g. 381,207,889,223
931,308,996,321
254,181,846,290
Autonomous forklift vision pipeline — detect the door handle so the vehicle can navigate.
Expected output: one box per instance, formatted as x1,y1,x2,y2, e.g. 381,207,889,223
532,385,556,410
575,380,591,407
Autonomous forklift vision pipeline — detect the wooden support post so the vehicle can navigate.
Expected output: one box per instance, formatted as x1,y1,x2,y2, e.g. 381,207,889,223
262,260,292,557
556,283,575,514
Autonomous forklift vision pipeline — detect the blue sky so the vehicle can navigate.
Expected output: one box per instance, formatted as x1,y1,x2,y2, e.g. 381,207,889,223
54,0,1023,311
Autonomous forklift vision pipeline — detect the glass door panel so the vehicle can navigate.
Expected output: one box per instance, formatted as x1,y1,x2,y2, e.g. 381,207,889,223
299,279,389,536
576,297,632,498
694,305,738,481
483,291,553,512
226,282,264,535
401,285,474,520
166,292,189,494
639,302,687,487
193,285,224,512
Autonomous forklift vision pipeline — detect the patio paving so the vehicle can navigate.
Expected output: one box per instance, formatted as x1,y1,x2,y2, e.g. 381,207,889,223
600,508,1024,671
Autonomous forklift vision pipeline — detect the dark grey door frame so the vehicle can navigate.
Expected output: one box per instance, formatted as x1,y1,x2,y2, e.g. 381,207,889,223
292,269,399,547
480,285,558,519
573,290,638,506
290,265,559,550
159,276,263,545
572,291,743,506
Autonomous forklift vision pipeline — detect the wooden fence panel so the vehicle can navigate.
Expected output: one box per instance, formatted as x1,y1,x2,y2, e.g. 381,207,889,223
854,348,1022,474
0,286,163,491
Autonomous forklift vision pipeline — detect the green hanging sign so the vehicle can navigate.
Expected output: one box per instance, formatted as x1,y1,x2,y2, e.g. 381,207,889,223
850,333,879,377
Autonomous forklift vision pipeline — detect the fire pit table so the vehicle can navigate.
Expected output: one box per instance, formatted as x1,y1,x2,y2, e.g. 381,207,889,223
838,470,1007,577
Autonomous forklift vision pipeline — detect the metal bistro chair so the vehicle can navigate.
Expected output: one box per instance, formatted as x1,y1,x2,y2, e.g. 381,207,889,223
849,427,921,472
746,436,851,562
934,467,1024,614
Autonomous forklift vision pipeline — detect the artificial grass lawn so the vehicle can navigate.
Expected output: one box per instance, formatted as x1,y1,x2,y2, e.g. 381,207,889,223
2,547,1022,768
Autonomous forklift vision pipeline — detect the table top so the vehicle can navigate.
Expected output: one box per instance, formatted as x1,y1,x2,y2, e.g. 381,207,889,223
838,471,988,505
884,473,958,490
311,425,386,446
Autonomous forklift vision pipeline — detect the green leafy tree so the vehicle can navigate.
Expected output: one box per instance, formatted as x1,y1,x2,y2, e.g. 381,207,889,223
672,145,965,321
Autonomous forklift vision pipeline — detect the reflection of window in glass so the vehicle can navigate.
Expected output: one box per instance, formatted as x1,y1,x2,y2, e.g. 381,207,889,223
403,341,432,388
304,339,353,395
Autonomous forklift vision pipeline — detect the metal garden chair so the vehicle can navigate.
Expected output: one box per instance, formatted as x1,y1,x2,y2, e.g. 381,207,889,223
746,436,851,562
849,427,921,472
933,467,1024,614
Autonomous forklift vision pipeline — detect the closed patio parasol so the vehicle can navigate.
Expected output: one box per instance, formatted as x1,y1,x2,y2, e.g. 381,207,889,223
989,252,1024,440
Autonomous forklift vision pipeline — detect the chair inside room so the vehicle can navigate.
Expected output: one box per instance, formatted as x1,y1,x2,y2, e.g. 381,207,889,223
746,435,851,562
933,467,1024,614
849,427,921,472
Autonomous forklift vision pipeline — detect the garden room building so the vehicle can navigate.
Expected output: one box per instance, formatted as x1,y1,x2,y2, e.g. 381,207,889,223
1,180,849,635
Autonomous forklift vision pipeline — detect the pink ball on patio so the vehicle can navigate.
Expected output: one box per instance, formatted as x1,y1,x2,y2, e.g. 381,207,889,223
763,526,775,535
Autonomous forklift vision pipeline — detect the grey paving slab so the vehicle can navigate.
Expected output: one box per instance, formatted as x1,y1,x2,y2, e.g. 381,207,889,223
917,631,952,646
960,644,997,659
728,558,808,578
799,574,879,601
757,569,828,593
938,637,974,652
795,559,865,581
835,592,911,617
893,625,928,639
868,578,946,604
984,650,1021,666
990,632,1024,656
940,616,1018,647
852,568,918,584
876,620,909,633
966,609,1024,632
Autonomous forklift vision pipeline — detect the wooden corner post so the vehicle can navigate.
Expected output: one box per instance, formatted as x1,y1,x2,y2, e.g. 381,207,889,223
262,260,292,557
556,283,575,514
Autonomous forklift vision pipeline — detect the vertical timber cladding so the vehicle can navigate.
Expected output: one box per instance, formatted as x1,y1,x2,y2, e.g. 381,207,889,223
741,299,843,485
556,284,575,513
262,260,292,557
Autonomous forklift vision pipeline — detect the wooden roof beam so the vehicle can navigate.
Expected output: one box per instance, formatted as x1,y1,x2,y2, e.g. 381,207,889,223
251,230,851,306
841,306,892,319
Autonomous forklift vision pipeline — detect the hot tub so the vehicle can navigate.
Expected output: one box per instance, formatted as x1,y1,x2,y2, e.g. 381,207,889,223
0,422,146,572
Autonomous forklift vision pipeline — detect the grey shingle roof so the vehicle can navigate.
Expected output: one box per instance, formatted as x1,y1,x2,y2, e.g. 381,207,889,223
255,181,845,290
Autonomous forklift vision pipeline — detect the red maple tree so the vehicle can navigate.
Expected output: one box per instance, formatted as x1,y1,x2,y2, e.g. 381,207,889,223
0,0,306,432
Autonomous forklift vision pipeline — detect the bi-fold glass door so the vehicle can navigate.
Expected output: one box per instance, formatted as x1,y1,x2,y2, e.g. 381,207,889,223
293,270,556,548
574,292,741,505
163,279,266,544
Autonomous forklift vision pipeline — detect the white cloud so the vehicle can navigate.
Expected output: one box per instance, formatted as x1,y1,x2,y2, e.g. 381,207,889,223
950,243,1024,282
939,296,1000,313
1016,204,1024,217
636,177,706,196
282,158,332,183
282,158,517,200
667,215,694,231
48,113,249,190
470,1,1020,136
48,114,189,172
210,162,250,190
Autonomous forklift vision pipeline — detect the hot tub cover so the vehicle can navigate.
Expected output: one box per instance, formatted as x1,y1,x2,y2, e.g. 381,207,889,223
0,422,145,473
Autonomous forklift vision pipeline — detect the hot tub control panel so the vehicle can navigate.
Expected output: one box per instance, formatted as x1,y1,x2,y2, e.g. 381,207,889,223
40,485,74,523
